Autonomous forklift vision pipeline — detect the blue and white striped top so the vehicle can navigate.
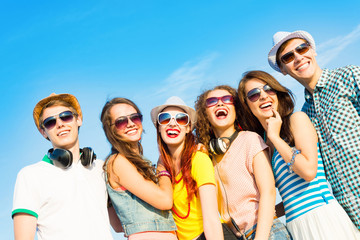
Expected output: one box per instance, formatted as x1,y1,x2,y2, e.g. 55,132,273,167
272,144,334,222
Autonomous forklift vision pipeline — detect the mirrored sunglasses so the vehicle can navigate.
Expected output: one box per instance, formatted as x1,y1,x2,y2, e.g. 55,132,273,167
246,84,276,102
42,111,76,130
157,112,189,126
112,113,143,130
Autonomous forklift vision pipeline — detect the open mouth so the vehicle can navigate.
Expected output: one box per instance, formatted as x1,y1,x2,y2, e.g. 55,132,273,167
166,129,180,138
260,102,272,109
215,108,228,118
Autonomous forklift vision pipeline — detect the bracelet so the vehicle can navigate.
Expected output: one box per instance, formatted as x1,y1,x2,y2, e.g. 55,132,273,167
157,170,171,179
287,147,301,173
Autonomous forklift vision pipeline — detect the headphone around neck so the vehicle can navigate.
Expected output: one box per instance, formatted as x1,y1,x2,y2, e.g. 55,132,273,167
209,131,239,155
47,147,96,169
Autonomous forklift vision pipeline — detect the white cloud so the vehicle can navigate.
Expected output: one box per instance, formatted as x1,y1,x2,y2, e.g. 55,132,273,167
317,24,360,67
153,53,218,101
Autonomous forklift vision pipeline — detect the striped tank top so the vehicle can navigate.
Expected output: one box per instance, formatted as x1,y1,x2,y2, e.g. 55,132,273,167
272,144,334,222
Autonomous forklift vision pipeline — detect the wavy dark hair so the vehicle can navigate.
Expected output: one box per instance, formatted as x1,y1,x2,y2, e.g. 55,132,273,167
101,97,157,183
194,85,244,157
156,108,198,202
237,70,295,145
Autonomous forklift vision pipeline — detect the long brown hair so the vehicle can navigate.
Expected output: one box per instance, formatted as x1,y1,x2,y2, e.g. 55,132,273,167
194,85,244,157
156,108,198,201
101,98,157,183
238,70,295,145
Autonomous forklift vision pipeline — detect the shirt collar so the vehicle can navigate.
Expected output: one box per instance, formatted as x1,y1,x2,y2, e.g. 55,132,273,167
42,154,54,165
315,68,328,88
304,68,329,103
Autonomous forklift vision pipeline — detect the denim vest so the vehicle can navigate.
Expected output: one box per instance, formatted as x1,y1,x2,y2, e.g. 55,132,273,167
107,183,176,236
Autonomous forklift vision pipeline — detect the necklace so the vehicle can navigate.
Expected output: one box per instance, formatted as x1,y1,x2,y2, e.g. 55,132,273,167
172,175,191,219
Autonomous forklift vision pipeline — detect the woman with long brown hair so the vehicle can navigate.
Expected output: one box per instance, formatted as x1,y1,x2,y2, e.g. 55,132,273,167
100,97,177,240
238,70,359,239
151,96,224,240
195,85,291,239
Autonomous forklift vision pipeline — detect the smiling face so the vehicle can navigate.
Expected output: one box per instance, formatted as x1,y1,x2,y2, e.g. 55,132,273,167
244,78,279,122
40,105,82,150
205,89,236,137
158,106,190,149
109,103,143,144
279,38,321,88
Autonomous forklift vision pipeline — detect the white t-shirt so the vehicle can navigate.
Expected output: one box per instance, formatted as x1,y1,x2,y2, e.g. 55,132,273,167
12,155,113,240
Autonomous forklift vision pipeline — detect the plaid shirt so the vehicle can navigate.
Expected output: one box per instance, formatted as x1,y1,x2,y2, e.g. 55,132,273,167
302,65,360,229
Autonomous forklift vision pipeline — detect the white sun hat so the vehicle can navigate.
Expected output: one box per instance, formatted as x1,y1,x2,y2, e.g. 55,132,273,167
268,30,316,72
150,96,197,130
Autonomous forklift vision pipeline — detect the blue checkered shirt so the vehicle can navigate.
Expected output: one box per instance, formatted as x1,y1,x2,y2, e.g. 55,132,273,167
302,65,360,229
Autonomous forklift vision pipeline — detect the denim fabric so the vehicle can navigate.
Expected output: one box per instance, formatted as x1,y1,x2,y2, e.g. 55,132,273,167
107,184,176,236
268,218,292,240
244,218,292,240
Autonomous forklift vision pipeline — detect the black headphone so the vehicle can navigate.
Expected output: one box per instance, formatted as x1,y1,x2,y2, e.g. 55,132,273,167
209,131,239,155
47,147,96,169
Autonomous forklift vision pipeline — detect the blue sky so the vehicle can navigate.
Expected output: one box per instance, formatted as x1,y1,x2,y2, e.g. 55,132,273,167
1,1,360,239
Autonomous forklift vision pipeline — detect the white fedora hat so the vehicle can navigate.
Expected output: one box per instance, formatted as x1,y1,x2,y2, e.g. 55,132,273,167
268,30,315,72
150,96,196,130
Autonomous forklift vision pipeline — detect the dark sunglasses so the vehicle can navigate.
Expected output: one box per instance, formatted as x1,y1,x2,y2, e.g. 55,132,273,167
205,95,234,108
157,112,190,126
280,42,310,64
111,113,143,130
246,84,276,102
42,111,76,130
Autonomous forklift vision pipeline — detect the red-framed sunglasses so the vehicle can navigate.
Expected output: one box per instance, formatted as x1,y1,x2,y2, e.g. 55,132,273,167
205,95,234,108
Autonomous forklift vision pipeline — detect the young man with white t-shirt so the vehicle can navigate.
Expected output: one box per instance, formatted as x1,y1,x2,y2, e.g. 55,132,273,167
12,93,117,240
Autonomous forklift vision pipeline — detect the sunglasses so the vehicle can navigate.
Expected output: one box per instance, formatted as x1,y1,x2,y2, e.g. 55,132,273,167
157,112,190,126
42,111,76,130
205,95,234,108
280,42,310,64
111,113,143,130
246,84,276,102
